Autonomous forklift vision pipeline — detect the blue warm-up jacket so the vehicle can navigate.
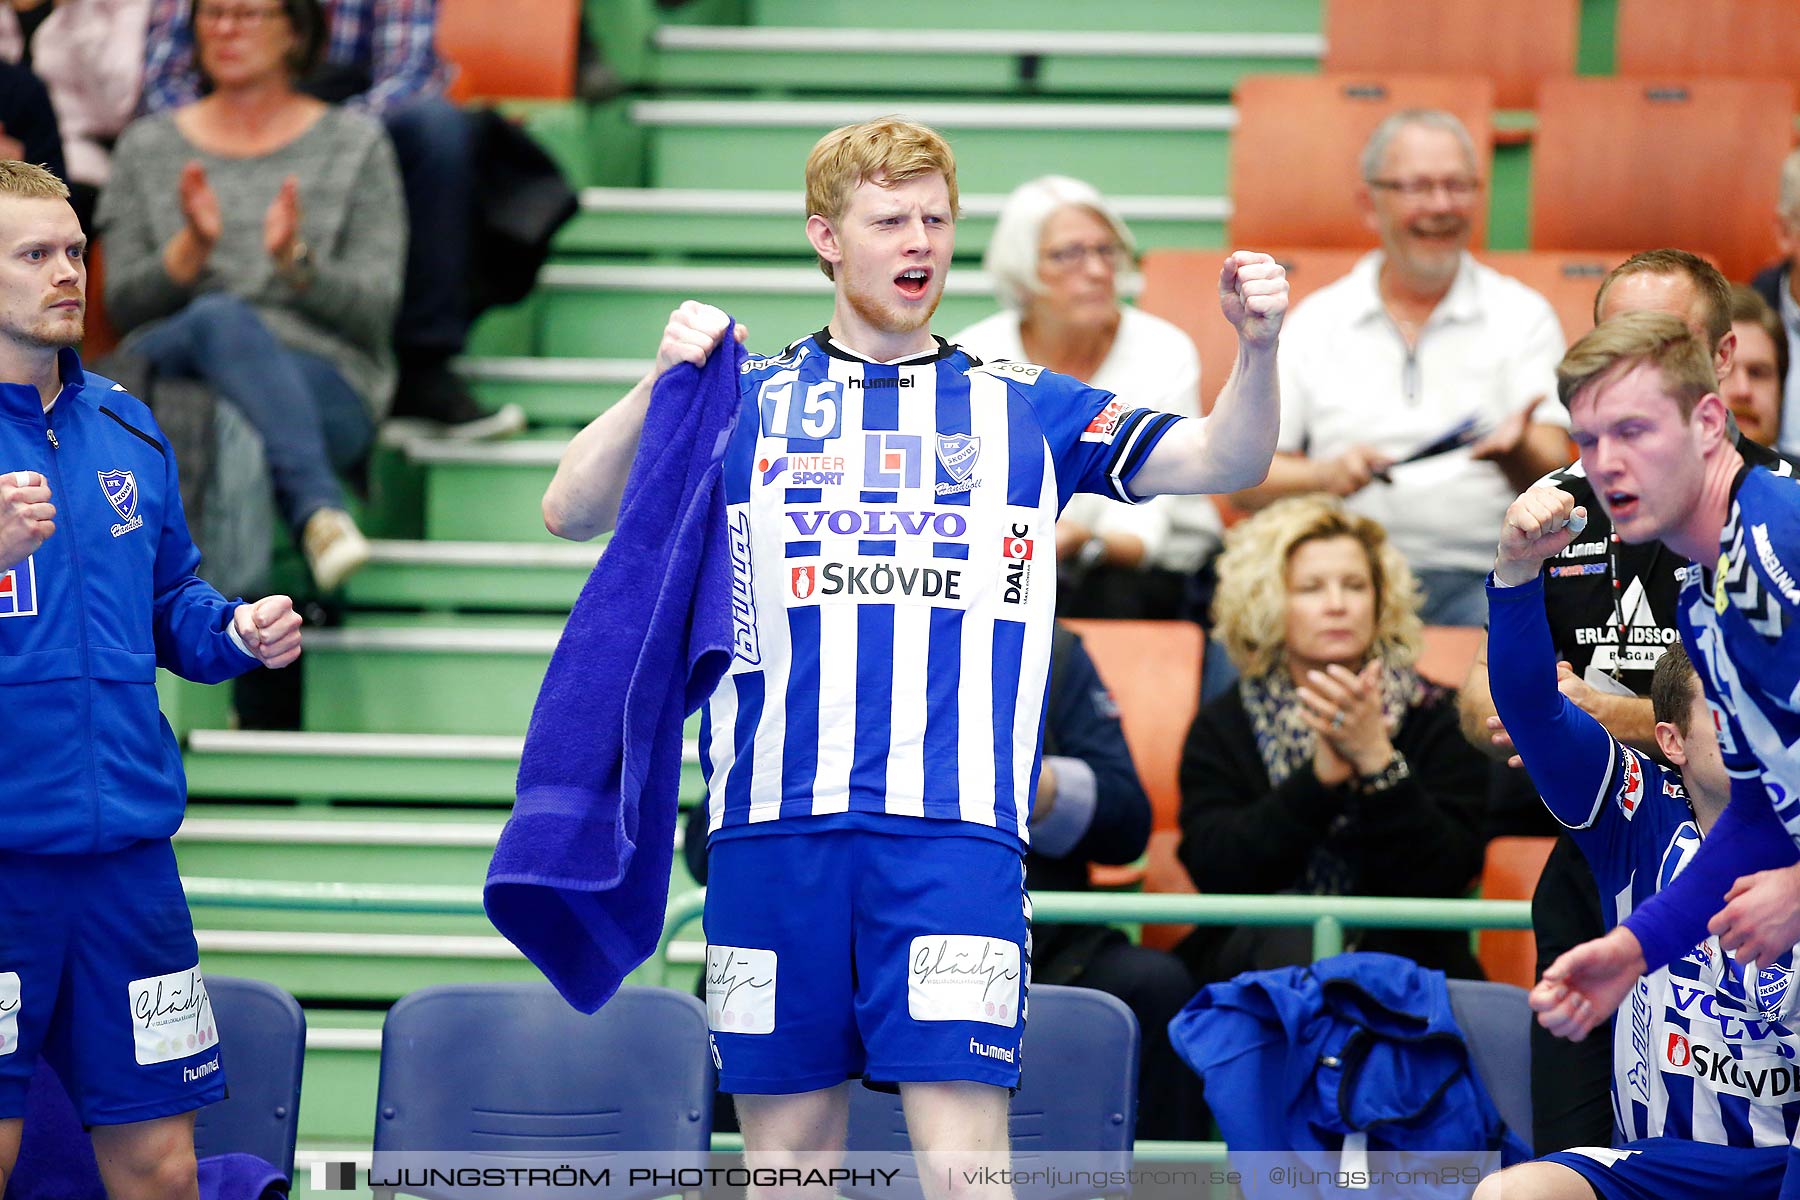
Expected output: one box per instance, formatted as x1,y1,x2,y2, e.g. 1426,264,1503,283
0,348,255,855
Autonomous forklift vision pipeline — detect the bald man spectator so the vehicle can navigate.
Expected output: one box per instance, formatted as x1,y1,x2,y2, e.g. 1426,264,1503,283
1752,147,1800,459
1234,109,1570,626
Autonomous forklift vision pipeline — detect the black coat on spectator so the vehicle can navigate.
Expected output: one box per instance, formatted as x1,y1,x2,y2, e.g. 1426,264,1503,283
1173,682,1487,982
0,60,64,182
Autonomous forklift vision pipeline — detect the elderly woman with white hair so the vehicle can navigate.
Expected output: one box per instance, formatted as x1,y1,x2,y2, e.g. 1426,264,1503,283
953,175,1222,620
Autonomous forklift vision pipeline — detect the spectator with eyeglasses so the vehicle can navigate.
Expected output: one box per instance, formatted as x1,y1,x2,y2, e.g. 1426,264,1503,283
139,0,528,441
1233,109,1572,627
98,0,404,592
954,175,1223,619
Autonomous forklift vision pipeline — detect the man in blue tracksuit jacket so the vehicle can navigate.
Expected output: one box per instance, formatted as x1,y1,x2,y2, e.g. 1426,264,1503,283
0,163,303,1200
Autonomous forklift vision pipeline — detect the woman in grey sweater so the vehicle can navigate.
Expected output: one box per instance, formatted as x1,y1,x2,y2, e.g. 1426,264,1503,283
97,0,403,591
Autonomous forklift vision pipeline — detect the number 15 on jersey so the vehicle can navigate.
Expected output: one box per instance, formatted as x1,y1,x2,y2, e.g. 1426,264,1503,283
759,372,844,442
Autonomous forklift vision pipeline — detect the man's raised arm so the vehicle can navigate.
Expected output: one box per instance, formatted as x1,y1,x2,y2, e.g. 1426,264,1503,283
542,302,747,541
1130,251,1287,498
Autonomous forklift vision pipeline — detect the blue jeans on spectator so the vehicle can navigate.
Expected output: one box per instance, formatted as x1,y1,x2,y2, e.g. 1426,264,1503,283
1413,566,1492,628
382,96,475,354
124,293,372,534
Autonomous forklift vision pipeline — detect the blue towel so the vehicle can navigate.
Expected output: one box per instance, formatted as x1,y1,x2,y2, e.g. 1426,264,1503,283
485,329,744,1012
12,1060,286,1200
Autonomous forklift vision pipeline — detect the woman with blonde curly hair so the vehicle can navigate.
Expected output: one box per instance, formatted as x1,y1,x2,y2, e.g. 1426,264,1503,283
1172,495,1489,982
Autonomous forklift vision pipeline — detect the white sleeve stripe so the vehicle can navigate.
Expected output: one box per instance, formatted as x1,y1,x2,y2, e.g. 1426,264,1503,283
1559,735,1619,832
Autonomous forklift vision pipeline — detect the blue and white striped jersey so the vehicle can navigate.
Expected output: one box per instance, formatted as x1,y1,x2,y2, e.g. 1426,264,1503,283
1681,465,1800,846
1559,742,1800,1148
700,330,1180,850
1486,575,1800,1149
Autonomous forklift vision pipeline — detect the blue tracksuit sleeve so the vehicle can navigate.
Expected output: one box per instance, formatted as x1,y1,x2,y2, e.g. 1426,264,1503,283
1485,574,1621,833
1622,775,1800,972
1034,632,1151,865
150,428,257,683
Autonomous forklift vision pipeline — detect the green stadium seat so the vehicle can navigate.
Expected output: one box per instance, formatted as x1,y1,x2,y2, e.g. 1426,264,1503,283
746,0,1321,35
401,439,566,542
454,356,649,427
631,97,1235,194
344,538,601,611
551,186,1227,259
535,262,1005,357
650,25,1321,97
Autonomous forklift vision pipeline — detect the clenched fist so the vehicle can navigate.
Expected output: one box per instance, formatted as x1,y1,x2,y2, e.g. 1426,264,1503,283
233,595,303,669
1219,250,1289,347
0,470,54,572
1494,485,1587,588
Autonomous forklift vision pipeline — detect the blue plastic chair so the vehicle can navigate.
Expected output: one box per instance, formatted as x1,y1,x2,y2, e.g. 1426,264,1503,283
371,983,713,1200
1447,978,1534,1155
843,984,1140,1200
192,975,307,1180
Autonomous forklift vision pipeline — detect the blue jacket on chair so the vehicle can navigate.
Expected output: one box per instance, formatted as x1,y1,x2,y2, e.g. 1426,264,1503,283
486,329,744,1013
1171,952,1529,1198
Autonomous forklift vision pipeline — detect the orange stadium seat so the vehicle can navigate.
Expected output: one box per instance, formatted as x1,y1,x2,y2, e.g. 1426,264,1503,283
1418,625,1486,689
1062,619,1202,930
1229,75,1495,251
81,240,119,359
1323,0,1578,110
1616,0,1800,80
1474,250,1634,345
1477,836,1556,987
1530,78,1797,283
437,0,578,102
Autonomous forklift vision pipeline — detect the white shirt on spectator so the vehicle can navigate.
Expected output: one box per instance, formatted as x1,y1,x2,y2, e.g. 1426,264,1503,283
1276,251,1567,574
953,305,1223,573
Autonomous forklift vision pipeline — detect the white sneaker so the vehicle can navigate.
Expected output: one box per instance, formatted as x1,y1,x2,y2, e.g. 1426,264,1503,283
301,508,371,592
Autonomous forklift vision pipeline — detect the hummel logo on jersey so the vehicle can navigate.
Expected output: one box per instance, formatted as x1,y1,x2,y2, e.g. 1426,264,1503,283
729,511,760,665
0,555,38,618
1752,523,1800,607
1717,515,1785,638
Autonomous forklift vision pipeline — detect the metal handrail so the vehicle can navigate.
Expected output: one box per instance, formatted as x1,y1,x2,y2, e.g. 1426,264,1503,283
647,889,1531,986
180,879,1531,985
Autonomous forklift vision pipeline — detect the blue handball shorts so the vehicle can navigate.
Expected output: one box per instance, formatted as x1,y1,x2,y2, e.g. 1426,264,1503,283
0,838,227,1125
1543,1138,1787,1200
702,825,1029,1095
